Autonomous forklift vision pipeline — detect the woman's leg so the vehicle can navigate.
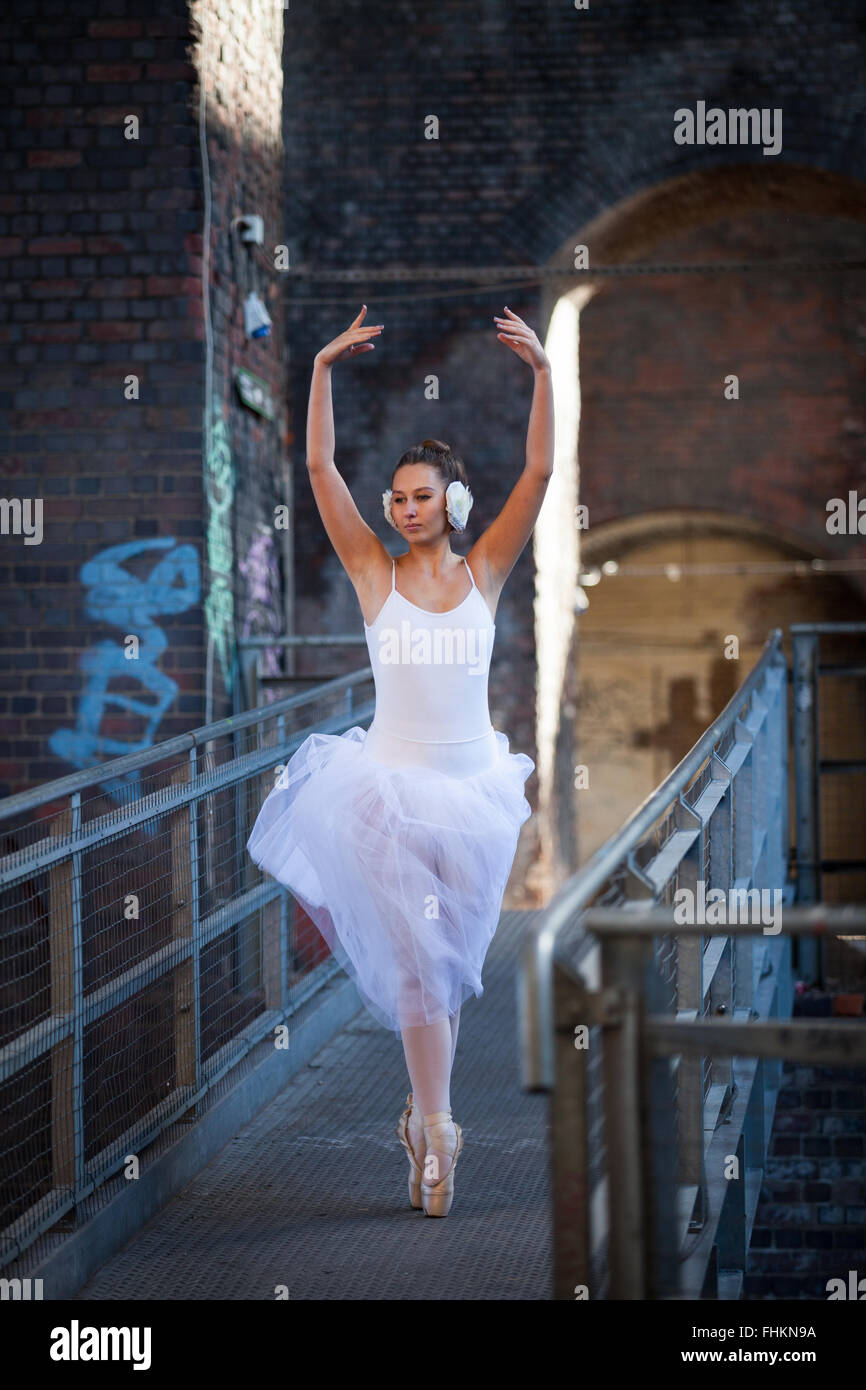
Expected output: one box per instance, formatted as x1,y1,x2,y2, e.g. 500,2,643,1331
449,1005,461,1072
401,1018,452,1115
401,1016,457,1180
402,1005,460,1109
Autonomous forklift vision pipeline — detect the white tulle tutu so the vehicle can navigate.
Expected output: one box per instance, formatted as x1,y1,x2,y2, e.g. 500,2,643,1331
246,723,534,1033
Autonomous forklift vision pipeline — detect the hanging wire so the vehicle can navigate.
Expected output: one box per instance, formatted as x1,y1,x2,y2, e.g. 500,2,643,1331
267,256,866,307
579,558,866,581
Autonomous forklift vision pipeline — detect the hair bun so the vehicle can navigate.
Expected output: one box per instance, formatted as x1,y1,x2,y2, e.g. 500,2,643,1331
422,438,451,455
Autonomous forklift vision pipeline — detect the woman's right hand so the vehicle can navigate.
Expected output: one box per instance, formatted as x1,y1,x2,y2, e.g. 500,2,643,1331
316,305,383,366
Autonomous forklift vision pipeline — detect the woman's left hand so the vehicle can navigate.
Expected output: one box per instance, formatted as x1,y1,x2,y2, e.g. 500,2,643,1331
493,307,550,371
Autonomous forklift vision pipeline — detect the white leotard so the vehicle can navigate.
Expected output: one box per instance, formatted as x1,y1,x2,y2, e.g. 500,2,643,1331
362,556,498,777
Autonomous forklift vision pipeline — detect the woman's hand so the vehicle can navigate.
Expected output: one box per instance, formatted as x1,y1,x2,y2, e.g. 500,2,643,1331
316,305,383,367
493,306,550,371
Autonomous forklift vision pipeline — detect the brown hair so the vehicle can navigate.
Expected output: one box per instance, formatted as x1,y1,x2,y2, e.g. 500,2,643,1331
391,439,470,532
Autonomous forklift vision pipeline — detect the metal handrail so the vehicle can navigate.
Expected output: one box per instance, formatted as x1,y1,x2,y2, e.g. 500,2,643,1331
0,664,373,823
519,628,785,1092
789,622,866,634
574,905,866,1299
0,662,375,1267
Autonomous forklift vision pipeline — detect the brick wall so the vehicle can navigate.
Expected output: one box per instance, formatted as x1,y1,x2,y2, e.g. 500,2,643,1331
3,1,866,908
578,194,866,594
279,2,866,900
746,1049,866,1299
0,0,286,795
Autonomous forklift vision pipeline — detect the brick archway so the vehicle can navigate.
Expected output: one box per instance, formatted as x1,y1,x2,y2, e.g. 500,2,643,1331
534,165,866,893
568,510,866,866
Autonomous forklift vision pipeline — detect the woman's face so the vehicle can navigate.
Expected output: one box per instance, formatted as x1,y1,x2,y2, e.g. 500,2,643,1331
390,465,448,537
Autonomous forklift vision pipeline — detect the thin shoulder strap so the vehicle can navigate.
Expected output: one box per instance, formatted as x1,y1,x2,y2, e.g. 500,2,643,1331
391,558,396,591
462,555,476,590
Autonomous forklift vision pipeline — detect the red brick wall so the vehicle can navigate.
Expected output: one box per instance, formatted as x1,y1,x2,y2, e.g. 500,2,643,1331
0,1,287,795
3,2,866,900
578,205,866,594
746,1053,866,1299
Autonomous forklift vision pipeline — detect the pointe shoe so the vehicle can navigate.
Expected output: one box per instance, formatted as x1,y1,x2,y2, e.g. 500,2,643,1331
421,1110,464,1218
395,1092,426,1209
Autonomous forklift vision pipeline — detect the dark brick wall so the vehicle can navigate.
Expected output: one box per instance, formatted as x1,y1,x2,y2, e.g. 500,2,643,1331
2,0,866,899
746,1057,866,1299
578,191,866,586
0,0,286,794
280,1,866,902
0,0,862,1299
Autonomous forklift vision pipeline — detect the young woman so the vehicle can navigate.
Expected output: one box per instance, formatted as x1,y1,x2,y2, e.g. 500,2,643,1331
247,305,554,1216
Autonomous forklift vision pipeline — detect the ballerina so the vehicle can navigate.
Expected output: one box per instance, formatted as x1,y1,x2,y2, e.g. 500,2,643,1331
247,304,555,1215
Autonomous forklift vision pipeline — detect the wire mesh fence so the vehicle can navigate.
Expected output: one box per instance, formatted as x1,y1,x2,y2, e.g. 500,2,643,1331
0,665,374,1266
792,623,866,1002
792,622,866,916
522,627,794,1297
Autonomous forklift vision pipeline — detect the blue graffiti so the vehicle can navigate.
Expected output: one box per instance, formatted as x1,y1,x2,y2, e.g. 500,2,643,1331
50,539,201,801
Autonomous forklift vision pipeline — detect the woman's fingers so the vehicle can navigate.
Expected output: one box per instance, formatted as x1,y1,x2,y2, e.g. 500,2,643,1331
350,305,381,331
341,338,377,359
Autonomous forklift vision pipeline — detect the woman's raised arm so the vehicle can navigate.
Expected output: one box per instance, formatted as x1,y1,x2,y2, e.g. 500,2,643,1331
306,306,385,585
469,308,554,593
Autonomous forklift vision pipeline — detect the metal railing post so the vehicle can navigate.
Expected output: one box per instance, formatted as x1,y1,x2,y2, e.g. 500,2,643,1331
550,956,593,1300
600,933,647,1298
773,655,790,889
642,934,681,1299
171,761,198,1110
792,630,821,984
792,630,821,906
672,793,706,1225
49,796,83,1211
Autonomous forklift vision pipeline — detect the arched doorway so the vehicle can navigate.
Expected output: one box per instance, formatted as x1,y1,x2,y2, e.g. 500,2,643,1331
573,512,866,860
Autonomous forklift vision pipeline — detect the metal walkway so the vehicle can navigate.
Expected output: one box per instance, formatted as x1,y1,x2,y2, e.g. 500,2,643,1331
70,912,550,1301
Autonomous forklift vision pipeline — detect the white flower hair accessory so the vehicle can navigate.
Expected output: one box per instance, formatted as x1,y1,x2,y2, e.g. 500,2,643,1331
445,480,473,531
382,481,474,532
382,489,400,531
